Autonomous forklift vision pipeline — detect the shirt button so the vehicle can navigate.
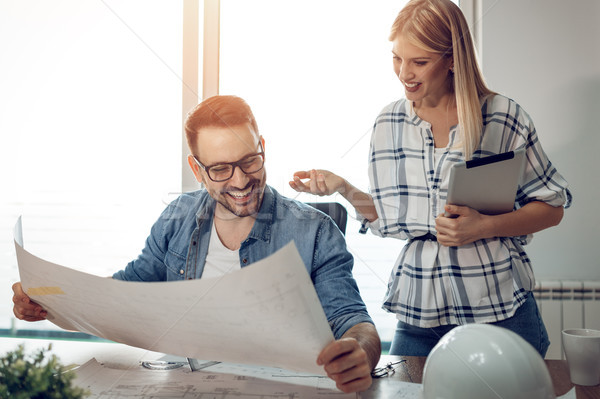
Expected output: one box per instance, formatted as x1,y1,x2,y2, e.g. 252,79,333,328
192,241,197,246
179,269,184,275
242,258,248,264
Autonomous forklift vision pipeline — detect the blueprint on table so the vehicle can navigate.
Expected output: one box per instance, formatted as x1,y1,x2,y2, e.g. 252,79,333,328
74,358,356,399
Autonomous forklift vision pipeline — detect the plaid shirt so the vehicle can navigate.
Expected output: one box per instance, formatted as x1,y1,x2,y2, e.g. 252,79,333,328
363,94,571,327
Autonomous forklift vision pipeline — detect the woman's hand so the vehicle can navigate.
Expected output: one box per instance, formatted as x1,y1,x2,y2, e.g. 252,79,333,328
435,205,488,246
289,169,345,196
290,169,379,222
436,201,564,247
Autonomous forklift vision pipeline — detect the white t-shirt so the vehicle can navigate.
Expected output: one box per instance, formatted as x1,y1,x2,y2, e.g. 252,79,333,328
202,221,241,278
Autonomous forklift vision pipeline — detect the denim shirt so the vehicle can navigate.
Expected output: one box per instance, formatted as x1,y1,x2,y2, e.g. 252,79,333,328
113,186,373,339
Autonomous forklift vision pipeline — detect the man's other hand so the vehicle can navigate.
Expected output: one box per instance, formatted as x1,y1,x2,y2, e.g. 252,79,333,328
12,282,47,322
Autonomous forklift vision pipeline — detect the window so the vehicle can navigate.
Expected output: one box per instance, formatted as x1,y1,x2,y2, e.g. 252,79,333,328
3,0,464,347
220,0,409,344
0,0,183,334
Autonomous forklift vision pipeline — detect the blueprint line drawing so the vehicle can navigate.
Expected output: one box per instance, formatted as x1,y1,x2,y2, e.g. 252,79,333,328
73,358,356,399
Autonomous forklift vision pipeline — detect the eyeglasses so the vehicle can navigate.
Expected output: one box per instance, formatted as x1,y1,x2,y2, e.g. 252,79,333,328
193,142,265,182
370,360,406,378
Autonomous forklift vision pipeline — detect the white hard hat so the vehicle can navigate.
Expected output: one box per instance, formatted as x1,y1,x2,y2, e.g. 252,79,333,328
421,324,555,399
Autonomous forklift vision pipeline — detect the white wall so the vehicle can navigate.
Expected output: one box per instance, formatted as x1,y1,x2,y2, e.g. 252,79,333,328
481,0,600,280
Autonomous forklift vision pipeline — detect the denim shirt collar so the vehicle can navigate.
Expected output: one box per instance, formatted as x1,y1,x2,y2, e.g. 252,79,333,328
247,185,274,243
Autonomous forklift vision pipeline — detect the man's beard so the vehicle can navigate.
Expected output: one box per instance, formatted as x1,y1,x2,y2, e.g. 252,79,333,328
214,177,265,218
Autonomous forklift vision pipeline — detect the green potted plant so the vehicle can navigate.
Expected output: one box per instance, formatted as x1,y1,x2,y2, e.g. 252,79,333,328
0,344,89,398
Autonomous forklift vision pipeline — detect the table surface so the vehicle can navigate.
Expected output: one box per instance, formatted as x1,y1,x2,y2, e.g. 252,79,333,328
1,337,599,398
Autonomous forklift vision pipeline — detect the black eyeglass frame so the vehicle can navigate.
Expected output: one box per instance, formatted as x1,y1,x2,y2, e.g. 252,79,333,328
192,142,265,182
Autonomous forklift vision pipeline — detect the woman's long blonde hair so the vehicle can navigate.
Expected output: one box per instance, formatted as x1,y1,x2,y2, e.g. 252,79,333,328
390,0,495,159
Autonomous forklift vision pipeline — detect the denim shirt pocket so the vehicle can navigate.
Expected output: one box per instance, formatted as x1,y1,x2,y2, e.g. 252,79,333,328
164,250,187,281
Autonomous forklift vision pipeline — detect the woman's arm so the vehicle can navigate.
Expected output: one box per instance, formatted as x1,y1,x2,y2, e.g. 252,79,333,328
290,169,379,222
435,201,564,247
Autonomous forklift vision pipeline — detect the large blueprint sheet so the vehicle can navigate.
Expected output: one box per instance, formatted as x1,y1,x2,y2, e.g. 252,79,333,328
14,217,334,375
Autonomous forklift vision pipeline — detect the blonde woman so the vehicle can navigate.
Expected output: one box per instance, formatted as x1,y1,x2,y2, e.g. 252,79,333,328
290,0,571,357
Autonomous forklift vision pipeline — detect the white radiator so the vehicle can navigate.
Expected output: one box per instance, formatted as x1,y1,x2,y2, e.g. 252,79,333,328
533,280,600,359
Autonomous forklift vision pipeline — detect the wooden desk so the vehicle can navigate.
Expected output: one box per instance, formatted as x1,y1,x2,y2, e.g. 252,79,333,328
367,355,600,399
2,338,600,398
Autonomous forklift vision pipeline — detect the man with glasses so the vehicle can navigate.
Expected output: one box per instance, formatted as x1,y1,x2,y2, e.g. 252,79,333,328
13,95,381,393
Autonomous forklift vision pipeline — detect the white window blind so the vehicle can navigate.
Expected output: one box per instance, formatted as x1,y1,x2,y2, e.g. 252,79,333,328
2,1,466,347
220,0,411,343
0,0,183,333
